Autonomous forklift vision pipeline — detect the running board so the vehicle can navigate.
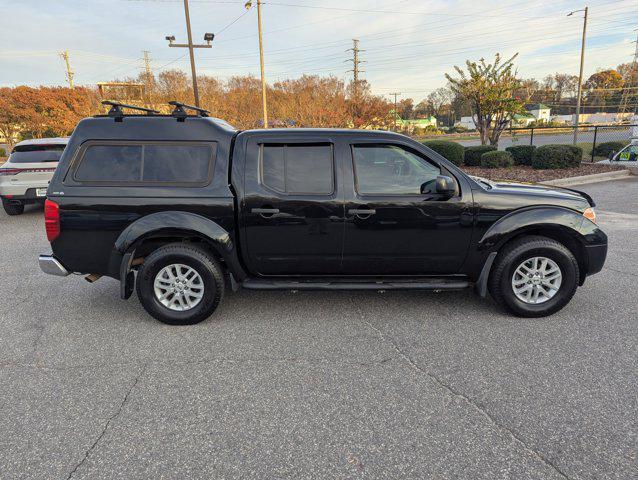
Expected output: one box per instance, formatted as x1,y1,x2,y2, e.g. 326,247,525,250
242,278,469,291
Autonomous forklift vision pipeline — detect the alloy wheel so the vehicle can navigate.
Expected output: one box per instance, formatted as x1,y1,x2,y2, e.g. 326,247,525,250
511,256,562,305
153,263,205,311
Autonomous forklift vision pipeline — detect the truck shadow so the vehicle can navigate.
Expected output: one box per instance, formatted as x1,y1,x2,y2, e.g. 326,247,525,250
79,280,499,327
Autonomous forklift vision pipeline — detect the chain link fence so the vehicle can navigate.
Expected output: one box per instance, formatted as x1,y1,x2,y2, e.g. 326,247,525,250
449,125,635,162
505,125,634,162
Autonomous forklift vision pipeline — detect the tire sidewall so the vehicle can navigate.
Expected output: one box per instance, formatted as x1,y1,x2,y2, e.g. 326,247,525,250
2,200,24,215
138,248,220,325
499,245,577,316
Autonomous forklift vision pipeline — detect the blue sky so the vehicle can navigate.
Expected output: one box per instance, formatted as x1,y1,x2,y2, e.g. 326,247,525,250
1,0,637,101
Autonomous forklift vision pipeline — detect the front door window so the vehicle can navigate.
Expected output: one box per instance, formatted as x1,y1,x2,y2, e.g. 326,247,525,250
352,144,440,195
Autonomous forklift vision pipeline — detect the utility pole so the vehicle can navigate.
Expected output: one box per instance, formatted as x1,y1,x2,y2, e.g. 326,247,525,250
142,50,152,79
346,39,365,100
245,1,269,127
568,6,588,144
165,0,214,107
257,0,268,128
59,51,74,89
390,92,401,130
141,50,153,106
619,30,638,116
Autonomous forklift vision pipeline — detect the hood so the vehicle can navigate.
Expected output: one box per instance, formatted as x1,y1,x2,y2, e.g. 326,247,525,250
471,176,594,207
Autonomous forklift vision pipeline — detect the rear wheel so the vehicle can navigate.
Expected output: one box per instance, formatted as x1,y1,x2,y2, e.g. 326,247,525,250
488,236,579,317
2,199,24,216
136,243,225,325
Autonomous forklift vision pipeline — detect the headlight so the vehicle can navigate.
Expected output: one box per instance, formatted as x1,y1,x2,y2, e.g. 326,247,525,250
583,207,597,224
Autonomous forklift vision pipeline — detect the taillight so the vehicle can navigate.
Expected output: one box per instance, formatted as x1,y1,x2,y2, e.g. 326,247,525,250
44,199,60,242
0,168,23,176
0,167,56,176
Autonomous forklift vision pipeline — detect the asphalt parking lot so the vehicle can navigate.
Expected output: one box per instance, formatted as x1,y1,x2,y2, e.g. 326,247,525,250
1,179,637,480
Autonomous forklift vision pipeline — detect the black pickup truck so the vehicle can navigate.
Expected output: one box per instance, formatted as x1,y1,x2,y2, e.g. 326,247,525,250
38,102,607,324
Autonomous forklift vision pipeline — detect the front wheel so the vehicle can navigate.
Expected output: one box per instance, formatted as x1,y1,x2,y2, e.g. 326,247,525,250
488,236,579,317
136,243,225,325
2,199,24,216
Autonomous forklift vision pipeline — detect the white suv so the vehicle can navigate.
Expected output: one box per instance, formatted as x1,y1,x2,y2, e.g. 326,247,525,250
0,138,68,215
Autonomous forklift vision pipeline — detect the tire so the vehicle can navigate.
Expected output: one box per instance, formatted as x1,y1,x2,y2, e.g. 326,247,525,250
2,199,24,216
488,235,579,318
136,243,225,325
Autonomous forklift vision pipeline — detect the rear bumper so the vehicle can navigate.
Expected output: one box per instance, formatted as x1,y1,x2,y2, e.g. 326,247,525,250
39,254,70,276
0,178,49,195
1,187,48,203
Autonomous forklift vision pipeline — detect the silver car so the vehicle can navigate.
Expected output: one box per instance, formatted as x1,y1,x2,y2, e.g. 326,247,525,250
0,138,68,215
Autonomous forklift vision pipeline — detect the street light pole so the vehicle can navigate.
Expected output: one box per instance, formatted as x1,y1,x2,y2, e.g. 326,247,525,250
183,0,200,107
166,0,214,108
569,6,588,144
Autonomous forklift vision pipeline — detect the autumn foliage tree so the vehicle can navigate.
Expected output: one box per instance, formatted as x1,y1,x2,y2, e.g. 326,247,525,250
0,86,98,149
346,79,392,129
584,69,624,112
446,53,524,145
0,73,391,144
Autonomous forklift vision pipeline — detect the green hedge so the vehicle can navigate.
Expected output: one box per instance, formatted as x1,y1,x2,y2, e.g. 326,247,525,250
592,141,625,158
505,145,536,166
464,145,496,166
532,144,583,169
480,150,514,169
422,140,465,166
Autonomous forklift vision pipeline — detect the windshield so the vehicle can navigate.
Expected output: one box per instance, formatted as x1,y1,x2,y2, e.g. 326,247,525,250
617,145,638,161
9,144,65,163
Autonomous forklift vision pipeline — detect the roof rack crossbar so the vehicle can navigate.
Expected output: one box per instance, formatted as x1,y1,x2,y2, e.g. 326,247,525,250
169,101,210,118
102,101,159,117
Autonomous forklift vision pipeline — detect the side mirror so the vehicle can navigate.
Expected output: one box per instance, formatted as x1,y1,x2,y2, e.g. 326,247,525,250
421,175,456,197
434,175,457,198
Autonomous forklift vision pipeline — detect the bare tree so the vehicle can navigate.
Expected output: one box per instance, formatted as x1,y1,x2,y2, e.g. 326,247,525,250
426,87,453,119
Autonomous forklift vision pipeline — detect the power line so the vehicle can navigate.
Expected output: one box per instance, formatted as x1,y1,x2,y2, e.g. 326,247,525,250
215,6,251,35
153,53,188,71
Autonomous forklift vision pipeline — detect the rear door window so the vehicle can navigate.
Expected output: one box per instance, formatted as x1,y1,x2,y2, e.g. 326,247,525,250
74,142,214,184
9,144,66,163
260,144,333,195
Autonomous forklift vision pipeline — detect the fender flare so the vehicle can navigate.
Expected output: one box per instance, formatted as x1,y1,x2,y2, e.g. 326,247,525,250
478,206,585,251
113,211,247,282
473,206,587,297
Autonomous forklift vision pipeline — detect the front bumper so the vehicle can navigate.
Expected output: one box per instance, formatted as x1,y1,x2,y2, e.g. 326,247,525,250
585,243,607,276
39,254,70,276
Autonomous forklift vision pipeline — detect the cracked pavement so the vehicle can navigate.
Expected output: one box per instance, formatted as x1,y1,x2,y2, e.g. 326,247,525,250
1,178,637,479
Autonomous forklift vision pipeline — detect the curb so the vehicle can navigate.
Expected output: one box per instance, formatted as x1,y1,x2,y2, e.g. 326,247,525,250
543,169,633,187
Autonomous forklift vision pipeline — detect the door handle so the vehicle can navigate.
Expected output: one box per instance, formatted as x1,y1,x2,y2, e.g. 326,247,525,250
252,207,280,216
348,208,376,216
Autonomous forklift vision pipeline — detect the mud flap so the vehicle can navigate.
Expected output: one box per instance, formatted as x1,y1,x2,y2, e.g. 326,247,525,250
475,251,497,298
119,252,135,299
